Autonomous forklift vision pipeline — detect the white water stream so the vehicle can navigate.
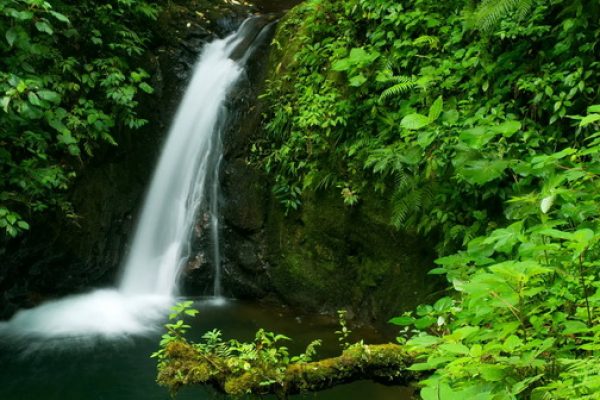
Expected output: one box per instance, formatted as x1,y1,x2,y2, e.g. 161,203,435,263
119,27,244,297
0,18,269,339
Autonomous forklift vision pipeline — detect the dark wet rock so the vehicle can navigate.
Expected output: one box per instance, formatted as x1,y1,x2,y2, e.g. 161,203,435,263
222,159,267,232
261,190,439,321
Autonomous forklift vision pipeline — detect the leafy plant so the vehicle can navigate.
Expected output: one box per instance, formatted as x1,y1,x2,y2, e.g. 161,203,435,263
153,302,326,393
258,0,600,254
0,0,158,237
392,106,600,399
334,309,353,349
151,301,198,365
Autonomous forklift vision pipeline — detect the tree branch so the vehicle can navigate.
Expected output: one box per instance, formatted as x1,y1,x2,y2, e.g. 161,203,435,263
157,340,423,398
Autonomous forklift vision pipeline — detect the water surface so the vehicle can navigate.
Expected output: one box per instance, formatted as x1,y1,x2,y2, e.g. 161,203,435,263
0,299,412,400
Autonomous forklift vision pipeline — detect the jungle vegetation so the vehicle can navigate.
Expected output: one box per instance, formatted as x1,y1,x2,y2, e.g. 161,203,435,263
157,0,600,399
3,0,600,399
0,0,158,237
256,0,600,397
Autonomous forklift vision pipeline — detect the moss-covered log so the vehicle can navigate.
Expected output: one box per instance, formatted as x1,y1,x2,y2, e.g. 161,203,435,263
157,340,422,399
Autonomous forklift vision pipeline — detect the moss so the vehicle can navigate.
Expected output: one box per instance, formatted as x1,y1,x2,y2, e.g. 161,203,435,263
165,340,197,359
224,372,262,395
260,1,439,318
158,341,420,396
264,187,438,320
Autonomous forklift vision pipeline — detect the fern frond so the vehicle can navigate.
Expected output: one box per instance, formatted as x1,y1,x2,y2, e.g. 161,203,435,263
413,35,440,49
394,170,412,192
471,0,536,31
391,190,418,227
315,172,337,191
390,176,427,228
379,76,417,102
449,224,467,240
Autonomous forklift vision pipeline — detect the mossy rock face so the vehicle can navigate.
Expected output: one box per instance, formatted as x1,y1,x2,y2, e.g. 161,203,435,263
264,189,437,321
254,0,438,321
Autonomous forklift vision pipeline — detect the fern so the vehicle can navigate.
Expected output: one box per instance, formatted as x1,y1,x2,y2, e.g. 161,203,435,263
314,172,337,191
390,175,435,229
471,0,538,31
379,75,417,102
413,35,440,49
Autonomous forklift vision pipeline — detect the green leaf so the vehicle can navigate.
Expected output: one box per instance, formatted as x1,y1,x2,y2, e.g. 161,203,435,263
16,220,30,230
572,229,594,245
68,144,80,156
58,131,77,145
540,194,555,214
459,126,498,150
480,365,506,382
6,28,18,47
349,73,367,87
1,97,10,113
35,21,54,35
446,326,480,341
428,96,443,121
414,316,437,329
28,92,41,107
458,159,509,185
389,316,415,326
417,130,436,149
538,229,573,241
433,297,453,312
491,120,521,137
587,105,600,113
408,335,441,348
580,114,600,127
439,343,469,355
563,320,589,334
38,90,61,104
49,11,70,24
331,59,351,71
502,335,523,352
139,82,154,94
7,9,33,20
401,113,431,130
347,47,379,66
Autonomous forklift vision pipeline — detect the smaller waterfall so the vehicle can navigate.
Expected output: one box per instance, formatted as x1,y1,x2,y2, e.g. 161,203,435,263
0,17,273,341
209,151,224,297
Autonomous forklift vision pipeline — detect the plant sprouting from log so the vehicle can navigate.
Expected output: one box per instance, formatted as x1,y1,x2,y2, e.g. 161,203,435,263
334,309,352,349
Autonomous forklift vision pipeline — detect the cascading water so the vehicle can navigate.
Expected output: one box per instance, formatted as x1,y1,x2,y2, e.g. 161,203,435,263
0,17,272,340
119,25,246,298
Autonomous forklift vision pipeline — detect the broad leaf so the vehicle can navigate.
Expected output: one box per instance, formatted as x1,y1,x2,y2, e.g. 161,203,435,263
458,159,509,185
401,113,431,130
428,96,443,121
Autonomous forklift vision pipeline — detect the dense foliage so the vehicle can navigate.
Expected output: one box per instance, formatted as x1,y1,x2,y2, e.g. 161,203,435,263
256,0,600,398
258,0,599,253
394,106,600,399
0,0,158,237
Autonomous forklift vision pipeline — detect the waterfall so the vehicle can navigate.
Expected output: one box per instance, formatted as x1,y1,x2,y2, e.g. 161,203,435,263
0,17,272,340
119,24,245,297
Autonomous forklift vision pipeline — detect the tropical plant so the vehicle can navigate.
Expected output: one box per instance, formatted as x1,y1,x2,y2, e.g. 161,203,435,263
257,0,600,253
0,0,158,237
392,105,600,399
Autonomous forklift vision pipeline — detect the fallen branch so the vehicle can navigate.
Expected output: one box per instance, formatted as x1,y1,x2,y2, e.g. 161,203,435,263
157,340,422,399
